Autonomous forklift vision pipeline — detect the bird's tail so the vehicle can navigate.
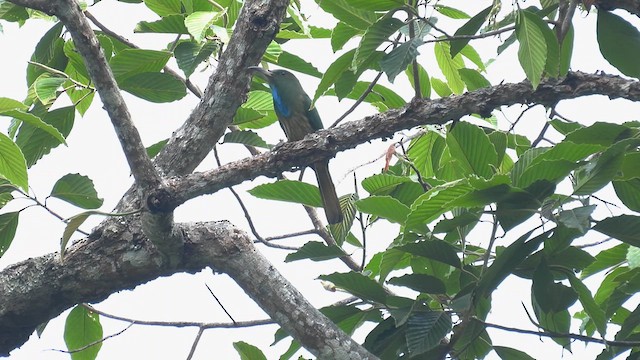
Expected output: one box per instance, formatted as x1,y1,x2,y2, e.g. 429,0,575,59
313,161,343,224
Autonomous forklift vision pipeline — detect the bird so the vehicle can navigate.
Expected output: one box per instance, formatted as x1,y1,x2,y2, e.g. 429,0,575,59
248,66,343,224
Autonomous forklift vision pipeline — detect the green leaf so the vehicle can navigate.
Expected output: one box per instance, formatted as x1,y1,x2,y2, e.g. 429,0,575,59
312,49,355,104
597,10,640,78
319,272,388,304
143,0,182,16
446,122,498,178
613,179,640,212
15,106,75,168
450,5,493,57
274,51,322,78
134,14,188,34
494,346,536,360
356,196,409,224
435,5,470,19
434,42,464,94
573,143,626,196
50,174,104,209
233,341,267,360
555,205,596,233
406,311,452,356
348,0,404,11
119,72,187,103
532,262,578,313
0,97,28,112
27,23,66,87
559,25,573,76
516,10,547,89
594,215,640,247
405,62,431,98
0,133,28,192
0,109,66,145
315,0,377,30
249,180,322,207
110,49,172,81
475,229,550,299
354,17,404,70
458,68,490,91
430,77,452,97
405,180,473,233
381,38,421,83
564,122,632,146
61,212,93,259
33,76,66,105
398,239,461,268
285,241,346,262
146,139,168,159
361,173,412,194
64,305,103,360
185,11,222,42
223,130,269,148
174,40,217,77
581,244,627,279
331,22,362,52
566,272,607,337
388,274,446,294
0,212,19,259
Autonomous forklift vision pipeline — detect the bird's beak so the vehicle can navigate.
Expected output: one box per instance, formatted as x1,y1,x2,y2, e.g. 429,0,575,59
247,66,272,80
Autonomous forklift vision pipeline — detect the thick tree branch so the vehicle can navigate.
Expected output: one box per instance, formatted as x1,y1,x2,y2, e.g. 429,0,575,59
156,72,640,210
0,220,376,359
152,0,289,176
46,0,161,191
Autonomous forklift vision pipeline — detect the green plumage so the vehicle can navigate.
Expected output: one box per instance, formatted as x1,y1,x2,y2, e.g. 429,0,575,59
248,67,343,224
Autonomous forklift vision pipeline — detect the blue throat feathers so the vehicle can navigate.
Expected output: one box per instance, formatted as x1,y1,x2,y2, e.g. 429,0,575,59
270,85,291,117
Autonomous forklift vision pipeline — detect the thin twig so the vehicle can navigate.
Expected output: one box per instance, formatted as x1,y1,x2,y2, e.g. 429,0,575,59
263,229,318,241
478,317,640,347
213,146,299,251
205,284,236,324
481,211,500,273
531,122,550,147
186,327,205,360
82,304,274,329
329,71,384,128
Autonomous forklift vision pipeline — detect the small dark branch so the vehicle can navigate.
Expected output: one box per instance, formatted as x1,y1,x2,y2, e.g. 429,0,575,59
398,141,429,192
84,11,204,99
531,122,550,147
263,229,318,241
423,25,516,44
186,327,205,360
304,206,362,272
355,174,367,270
408,13,421,99
213,146,298,251
481,211,500,273
555,0,579,43
330,71,384,128
478,318,640,347
205,284,236,324
576,237,614,249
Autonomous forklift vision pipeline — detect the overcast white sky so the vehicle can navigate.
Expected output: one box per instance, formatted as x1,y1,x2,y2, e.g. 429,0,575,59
1,1,639,359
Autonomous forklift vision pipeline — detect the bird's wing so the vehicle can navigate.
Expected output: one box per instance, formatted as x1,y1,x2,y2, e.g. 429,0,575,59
303,94,324,131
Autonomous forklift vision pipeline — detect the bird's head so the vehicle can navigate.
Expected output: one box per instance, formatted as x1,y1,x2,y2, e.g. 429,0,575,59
248,66,303,94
